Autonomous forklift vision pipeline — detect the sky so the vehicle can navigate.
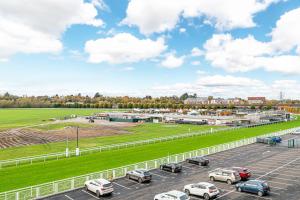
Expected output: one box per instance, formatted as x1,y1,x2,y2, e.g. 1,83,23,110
0,0,300,99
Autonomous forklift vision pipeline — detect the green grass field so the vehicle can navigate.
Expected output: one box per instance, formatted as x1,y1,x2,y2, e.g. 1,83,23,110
0,123,219,160
0,118,299,192
0,108,120,130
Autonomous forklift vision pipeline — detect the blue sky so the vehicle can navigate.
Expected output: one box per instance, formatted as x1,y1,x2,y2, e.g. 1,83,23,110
0,0,300,99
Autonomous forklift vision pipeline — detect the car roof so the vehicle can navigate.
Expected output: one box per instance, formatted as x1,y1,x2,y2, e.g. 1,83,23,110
167,190,186,196
94,179,111,184
197,182,215,187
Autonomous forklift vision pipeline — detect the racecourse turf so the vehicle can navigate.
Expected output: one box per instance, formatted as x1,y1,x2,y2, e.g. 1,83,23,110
0,118,299,192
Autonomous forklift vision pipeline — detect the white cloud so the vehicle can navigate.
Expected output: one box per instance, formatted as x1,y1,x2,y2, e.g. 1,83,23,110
270,7,300,53
179,28,186,33
122,0,279,34
84,33,167,64
191,47,204,57
191,61,201,66
204,34,272,72
203,33,300,74
151,74,300,99
0,0,104,61
161,54,185,68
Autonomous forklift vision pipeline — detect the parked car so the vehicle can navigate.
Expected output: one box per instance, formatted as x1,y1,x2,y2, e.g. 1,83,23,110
184,182,219,200
209,168,241,184
186,156,209,166
271,136,282,143
154,190,190,200
235,180,270,196
126,169,152,183
84,179,113,197
230,167,251,180
160,163,182,173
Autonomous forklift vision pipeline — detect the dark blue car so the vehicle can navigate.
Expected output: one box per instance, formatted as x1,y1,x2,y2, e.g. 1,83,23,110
235,180,270,196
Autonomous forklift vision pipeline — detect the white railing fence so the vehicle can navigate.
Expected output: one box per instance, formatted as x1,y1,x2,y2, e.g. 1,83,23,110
0,126,297,200
0,120,286,169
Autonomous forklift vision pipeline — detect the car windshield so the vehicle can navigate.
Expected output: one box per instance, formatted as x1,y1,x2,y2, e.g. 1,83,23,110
142,171,150,176
209,186,217,190
103,183,112,187
262,182,268,187
179,194,189,200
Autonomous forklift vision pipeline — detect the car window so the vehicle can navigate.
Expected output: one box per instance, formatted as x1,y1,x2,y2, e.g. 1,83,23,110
209,186,217,190
179,194,189,200
222,172,229,176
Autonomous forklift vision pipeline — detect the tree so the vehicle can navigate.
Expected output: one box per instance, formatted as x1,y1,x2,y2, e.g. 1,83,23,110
180,93,189,100
94,92,102,98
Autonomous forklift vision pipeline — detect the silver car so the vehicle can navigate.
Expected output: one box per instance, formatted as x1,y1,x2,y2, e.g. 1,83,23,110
208,168,241,184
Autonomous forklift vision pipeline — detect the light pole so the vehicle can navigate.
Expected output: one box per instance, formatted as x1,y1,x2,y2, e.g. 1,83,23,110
75,126,80,156
65,126,70,157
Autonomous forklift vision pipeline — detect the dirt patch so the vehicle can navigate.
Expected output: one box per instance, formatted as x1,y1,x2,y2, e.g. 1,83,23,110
0,120,137,149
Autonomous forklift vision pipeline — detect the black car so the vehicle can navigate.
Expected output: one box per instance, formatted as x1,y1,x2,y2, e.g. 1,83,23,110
186,156,209,166
126,169,152,183
160,163,182,173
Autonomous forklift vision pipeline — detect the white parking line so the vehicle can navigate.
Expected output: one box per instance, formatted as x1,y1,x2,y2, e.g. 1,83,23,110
265,176,299,182
113,182,131,190
81,190,100,199
182,165,195,170
150,172,168,178
64,195,74,200
260,180,293,186
269,186,286,191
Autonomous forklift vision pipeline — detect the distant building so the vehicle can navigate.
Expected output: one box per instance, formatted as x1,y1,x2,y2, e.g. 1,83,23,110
247,97,266,105
184,97,208,105
211,98,227,105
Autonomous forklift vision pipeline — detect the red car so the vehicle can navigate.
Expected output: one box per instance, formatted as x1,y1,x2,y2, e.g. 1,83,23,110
231,167,251,180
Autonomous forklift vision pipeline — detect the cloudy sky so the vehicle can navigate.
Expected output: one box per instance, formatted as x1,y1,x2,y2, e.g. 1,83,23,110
0,0,300,99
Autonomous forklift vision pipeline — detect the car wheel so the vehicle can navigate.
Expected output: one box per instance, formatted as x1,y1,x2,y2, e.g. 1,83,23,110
184,189,190,196
258,191,263,197
84,185,88,191
227,179,232,185
96,190,100,197
210,176,215,181
204,193,210,200
138,178,142,183
238,187,242,192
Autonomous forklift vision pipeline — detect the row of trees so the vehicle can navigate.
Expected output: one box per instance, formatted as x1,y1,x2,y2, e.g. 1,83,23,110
0,92,299,109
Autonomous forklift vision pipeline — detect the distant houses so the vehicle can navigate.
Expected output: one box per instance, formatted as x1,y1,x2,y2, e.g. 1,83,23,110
184,96,265,105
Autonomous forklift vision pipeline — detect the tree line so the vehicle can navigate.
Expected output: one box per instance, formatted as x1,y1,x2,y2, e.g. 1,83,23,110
0,92,299,110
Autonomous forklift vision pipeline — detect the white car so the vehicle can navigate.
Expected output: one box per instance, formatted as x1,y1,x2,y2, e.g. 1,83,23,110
154,190,190,200
84,178,113,197
184,182,219,200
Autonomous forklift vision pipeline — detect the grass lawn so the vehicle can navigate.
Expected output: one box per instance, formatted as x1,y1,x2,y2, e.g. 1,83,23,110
0,108,121,130
0,123,220,160
0,119,299,192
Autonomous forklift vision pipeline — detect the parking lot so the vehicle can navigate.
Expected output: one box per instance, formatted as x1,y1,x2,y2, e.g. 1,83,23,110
44,134,300,200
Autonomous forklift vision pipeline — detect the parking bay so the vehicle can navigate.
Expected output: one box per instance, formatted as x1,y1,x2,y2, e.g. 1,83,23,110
44,134,300,200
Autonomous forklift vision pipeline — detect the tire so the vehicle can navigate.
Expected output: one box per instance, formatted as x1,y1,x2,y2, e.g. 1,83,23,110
84,185,88,191
184,189,190,196
96,190,100,197
237,187,242,192
138,178,143,183
204,193,210,200
258,191,263,197
210,176,215,181
227,179,232,185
